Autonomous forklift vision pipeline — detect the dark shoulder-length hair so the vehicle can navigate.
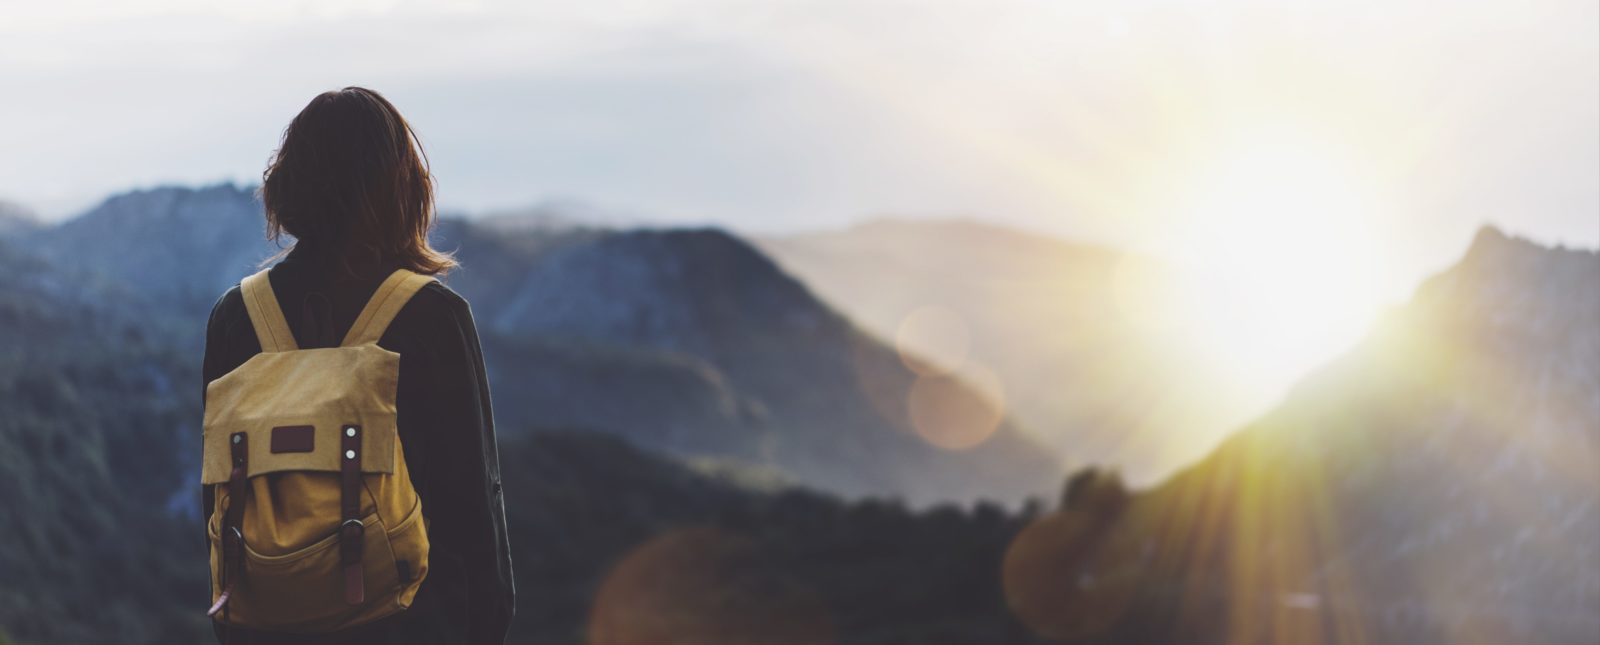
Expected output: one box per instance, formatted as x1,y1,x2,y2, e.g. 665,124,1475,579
261,86,455,275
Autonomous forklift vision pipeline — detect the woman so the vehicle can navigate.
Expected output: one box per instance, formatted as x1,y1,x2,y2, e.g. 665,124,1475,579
201,87,514,644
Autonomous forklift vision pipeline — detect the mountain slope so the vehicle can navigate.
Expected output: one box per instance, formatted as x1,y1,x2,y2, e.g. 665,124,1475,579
0,200,38,235
440,223,1063,503
1010,227,1600,644
756,219,1248,484
0,237,209,643
16,184,274,315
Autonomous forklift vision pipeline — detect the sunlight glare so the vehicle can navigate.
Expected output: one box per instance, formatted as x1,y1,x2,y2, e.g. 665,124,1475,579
1161,124,1395,402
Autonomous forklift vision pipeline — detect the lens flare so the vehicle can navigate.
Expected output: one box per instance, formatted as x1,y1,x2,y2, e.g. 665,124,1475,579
588,527,834,645
1002,510,1142,640
907,363,1006,451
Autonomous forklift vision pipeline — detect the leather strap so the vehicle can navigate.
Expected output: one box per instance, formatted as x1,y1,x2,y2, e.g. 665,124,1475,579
340,425,366,605
240,269,299,353
210,432,249,618
340,269,436,347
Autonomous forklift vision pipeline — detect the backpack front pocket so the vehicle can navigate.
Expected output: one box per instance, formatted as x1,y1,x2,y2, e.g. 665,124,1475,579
228,510,399,632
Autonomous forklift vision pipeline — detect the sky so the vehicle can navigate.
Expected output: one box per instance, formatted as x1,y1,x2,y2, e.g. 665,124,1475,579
1,0,1596,280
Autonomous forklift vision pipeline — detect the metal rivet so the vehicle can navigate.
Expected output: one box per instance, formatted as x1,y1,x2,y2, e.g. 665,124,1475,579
345,449,357,460
346,427,357,437
231,435,241,444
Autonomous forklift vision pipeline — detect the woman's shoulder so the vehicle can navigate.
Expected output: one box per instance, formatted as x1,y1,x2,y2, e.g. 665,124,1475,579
409,279,472,315
392,279,478,333
206,284,247,330
381,279,484,359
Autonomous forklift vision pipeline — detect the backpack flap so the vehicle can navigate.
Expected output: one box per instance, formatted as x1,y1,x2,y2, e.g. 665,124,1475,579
201,345,401,485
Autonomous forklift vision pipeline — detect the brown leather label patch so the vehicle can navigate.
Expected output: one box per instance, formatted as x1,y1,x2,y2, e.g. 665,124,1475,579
270,425,315,453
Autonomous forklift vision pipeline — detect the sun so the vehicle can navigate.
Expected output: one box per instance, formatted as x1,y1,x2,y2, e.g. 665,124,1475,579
1156,124,1396,405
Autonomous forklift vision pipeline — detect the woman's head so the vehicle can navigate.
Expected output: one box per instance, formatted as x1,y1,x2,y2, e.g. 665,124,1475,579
261,87,455,275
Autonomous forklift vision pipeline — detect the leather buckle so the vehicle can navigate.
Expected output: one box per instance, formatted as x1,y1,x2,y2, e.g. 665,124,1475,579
222,526,244,554
339,519,365,565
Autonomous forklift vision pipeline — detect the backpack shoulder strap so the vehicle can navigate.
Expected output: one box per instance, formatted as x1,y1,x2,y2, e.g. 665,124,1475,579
340,269,438,347
240,269,299,353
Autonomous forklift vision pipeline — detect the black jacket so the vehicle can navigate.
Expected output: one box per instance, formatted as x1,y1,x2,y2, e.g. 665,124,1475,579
201,246,515,644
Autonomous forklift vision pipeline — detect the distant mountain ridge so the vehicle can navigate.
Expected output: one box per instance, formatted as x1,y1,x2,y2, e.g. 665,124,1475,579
757,218,1247,484
484,227,1060,501
0,200,39,235
4,183,1063,504
16,184,273,314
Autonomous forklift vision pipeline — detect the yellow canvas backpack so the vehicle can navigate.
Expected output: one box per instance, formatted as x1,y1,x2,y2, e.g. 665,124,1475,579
202,268,432,632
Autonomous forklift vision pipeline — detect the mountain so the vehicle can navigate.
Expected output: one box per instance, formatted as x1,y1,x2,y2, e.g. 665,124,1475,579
1006,226,1600,644
5,183,1593,644
470,198,642,232
0,206,1057,640
0,254,1054,644
15,184,274,314
0,184,1067,643
0,201,39,235
0,236,208,643
0,251,1063,644
756,219,1249,484
448,225,1061,503
8,185,1063,504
